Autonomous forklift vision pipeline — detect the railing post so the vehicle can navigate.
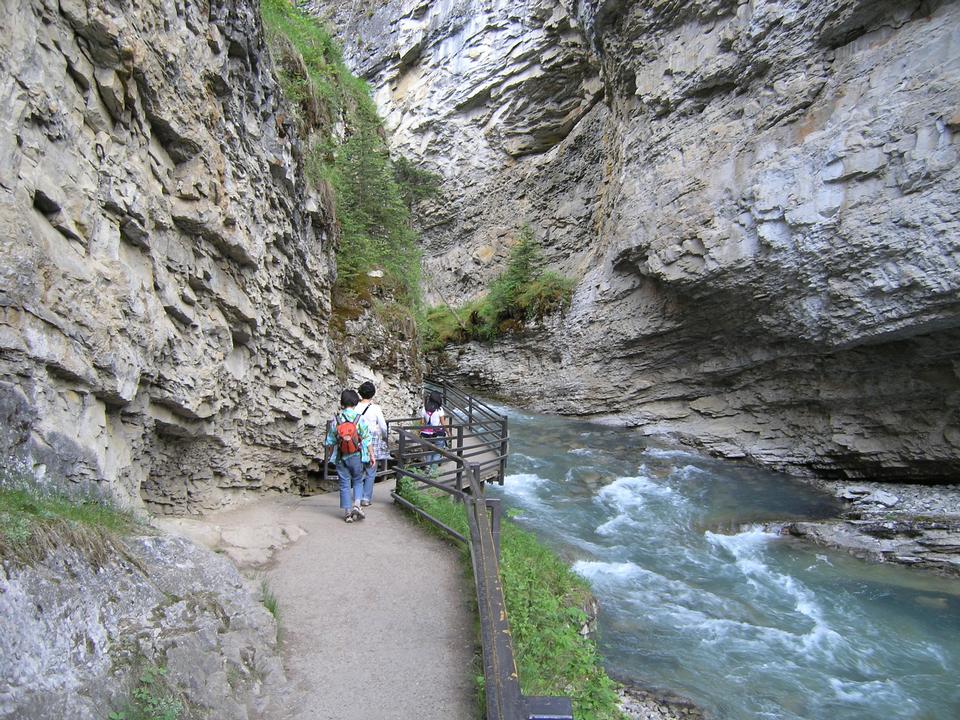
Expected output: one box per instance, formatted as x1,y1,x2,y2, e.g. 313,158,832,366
487,497,502,560
499,417,508,485
468,395,474,425
456,424,464,494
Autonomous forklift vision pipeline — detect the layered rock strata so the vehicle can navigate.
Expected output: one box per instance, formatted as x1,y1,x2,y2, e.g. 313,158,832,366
0,0,418,513
314,0,960,481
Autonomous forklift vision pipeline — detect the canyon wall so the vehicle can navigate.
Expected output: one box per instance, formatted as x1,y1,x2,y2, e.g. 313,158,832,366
312,0,960,481
0,0,418,513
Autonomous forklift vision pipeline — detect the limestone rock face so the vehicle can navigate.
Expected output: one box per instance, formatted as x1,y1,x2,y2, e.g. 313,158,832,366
306,0,605,305
0,534,288,719
313,0,960,481
0,0,419,513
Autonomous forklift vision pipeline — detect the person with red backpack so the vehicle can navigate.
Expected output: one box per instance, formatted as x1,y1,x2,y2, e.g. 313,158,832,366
324,389,374,523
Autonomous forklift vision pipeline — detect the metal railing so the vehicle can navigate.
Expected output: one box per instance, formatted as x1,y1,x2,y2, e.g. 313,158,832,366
388,379,574,720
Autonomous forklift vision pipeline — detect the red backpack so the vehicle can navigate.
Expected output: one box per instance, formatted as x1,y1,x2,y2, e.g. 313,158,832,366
335,413,362,455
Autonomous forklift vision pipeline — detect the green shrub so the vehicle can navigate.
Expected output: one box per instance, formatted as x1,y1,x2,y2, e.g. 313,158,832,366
261,0,431,309
395,479,623,719
423,227,576,347
517,271,576,320
393,156,442,208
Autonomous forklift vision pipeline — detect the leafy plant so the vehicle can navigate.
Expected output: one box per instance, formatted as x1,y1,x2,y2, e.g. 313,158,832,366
109,665,184,720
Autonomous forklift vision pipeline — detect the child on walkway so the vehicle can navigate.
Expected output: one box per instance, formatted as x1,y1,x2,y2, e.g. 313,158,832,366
356,380,389,507
419,390,449,467
325,389,373,523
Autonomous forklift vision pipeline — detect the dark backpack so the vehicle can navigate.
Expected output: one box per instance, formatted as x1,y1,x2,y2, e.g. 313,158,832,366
335,413,362,455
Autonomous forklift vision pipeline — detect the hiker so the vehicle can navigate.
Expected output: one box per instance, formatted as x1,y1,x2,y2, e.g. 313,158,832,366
419,390,449,466
356,380,389,506
325,388,373,523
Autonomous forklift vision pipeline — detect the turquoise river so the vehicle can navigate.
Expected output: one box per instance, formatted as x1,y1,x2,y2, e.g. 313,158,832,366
486,405,960,720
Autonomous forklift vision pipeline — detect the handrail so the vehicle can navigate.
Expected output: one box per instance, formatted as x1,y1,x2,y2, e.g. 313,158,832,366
388,380,573,720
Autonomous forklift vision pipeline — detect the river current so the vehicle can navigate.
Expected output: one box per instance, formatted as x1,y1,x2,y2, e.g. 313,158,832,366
486,406,960,720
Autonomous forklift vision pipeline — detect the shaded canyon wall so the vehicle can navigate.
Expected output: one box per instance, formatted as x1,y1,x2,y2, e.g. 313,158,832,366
0,0,419,513
312,0,960,481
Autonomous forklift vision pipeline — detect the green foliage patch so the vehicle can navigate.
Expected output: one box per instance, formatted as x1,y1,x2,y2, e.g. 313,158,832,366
422,227,576,350
395,476,623,719
261,0,436,308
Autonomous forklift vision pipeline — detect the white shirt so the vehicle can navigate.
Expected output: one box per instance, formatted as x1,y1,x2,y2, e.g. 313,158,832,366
357,400,389,455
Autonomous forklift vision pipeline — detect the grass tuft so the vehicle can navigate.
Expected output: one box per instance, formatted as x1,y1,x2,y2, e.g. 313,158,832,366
259,577,283,643
0,478,143,568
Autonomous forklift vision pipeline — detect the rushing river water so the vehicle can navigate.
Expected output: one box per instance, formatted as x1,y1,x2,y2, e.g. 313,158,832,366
486,406,960,720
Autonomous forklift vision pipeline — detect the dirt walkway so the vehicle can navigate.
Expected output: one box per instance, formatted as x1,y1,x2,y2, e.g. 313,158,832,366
157,480,477,720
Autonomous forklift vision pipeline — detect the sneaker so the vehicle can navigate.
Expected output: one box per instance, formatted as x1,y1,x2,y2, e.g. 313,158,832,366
360,500,371,507
344,512,354,523
351,504,365,520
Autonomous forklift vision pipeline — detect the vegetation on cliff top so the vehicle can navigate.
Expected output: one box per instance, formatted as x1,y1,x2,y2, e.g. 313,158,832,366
424,227,576,351
261,0,435,309
396,475,624,720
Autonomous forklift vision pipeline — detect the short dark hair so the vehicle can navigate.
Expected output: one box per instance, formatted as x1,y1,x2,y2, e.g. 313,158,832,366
340,389,360,407
358,381,376,399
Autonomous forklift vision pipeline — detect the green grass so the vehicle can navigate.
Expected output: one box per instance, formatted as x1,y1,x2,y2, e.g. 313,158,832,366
260,578,283,643
395,476,624,719
0,480,141,566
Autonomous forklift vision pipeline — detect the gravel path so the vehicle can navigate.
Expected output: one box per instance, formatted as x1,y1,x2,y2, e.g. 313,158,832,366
158,480,478,719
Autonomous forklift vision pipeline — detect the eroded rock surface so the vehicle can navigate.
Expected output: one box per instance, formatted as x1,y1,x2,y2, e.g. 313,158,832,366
0,0,418,513
776,480,960,576
314,0,960,482
0,534,286,720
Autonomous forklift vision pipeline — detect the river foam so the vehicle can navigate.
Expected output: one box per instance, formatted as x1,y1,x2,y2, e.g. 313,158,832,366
496,403,960,719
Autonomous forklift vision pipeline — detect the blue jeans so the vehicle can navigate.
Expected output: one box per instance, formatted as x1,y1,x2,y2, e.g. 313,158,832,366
360,460,383,504
336,454,365,510
427,438,446,467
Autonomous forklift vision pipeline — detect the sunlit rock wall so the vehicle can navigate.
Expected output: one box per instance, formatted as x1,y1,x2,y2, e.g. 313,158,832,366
0,534,288,718
314,0,960,482
0,0,418,513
